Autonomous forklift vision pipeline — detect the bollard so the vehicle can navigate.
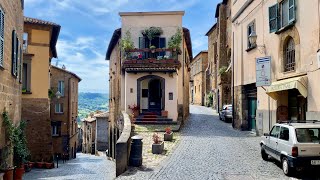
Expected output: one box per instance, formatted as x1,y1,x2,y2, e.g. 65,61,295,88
129,135,143,167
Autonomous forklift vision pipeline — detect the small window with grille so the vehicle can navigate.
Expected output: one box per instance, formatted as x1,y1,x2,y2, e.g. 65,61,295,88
284,37,295,72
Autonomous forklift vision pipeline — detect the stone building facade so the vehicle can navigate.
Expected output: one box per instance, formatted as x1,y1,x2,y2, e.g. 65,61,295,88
94,112,109,152
50,65,81,160
206,0,232,112
81,116,96,154
22,17,60,162
106,11,193,159
206,23,218,109
0,0,24,168
232,0,320,134
190,51,208,106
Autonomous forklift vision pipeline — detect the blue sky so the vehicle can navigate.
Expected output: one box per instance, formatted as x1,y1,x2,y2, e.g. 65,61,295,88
24,0,220,93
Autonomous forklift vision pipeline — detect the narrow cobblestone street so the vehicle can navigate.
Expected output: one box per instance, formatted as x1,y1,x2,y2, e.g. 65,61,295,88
118,105,297,180
23,153,116,180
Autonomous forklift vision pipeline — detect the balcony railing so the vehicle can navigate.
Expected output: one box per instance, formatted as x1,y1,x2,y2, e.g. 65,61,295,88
122,48,181,72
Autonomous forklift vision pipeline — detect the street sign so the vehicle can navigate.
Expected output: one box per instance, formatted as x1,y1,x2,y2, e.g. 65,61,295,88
256,56,271,87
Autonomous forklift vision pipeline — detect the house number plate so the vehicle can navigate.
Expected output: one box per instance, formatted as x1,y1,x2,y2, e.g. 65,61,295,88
311,160,320,165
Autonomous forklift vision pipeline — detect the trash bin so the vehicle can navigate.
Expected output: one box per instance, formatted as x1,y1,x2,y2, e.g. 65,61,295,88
129,135,143,167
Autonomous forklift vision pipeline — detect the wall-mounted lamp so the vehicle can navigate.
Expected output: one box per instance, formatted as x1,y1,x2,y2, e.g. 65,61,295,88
248,31,266,54
55,91,62,99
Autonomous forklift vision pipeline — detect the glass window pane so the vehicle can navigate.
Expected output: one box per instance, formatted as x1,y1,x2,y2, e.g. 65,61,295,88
282,0,289,27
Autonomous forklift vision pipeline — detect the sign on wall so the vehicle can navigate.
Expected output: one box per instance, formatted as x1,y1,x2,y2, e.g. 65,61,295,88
256,56,271,87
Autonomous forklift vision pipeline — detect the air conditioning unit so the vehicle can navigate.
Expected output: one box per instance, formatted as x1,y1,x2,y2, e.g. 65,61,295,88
317,49,320,69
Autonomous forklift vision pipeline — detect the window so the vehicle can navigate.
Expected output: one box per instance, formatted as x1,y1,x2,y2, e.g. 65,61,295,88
284,37,295,72
22,60,31,93
138,37,166,58
58,81,64,96
55,103,63,113
280,127,290,141
269,0,296,33
23,33,28,53
270,126,280,138
247,21,256,49
51,122,61,136
0,9,4,67
296,128,320,143
12,30,19,77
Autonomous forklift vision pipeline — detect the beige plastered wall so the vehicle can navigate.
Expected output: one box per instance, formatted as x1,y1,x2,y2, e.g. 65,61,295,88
124,72,178,121
232,0,320,134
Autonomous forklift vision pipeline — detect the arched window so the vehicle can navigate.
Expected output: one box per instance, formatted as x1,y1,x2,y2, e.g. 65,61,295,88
284,37,295,72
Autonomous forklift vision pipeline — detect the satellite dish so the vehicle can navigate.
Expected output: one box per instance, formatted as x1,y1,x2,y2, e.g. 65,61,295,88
62,65,66,70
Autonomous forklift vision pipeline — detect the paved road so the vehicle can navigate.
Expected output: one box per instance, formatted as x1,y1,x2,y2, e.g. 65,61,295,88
23,153,116,180
119,105,318,180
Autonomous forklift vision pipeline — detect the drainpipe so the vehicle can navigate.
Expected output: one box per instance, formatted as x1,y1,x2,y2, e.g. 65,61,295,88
232,32,235,128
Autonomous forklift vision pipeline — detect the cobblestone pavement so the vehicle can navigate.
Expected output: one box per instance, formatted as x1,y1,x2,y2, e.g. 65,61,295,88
118,105,319,180
23,153,115,180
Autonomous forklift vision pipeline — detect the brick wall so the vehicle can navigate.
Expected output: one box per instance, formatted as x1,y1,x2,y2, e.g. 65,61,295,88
50,66,80,159
0,0,23,160
22,98,53,161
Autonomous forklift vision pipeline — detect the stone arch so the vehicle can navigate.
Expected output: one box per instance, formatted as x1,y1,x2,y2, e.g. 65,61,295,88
137,75,165,111
279,26,300,73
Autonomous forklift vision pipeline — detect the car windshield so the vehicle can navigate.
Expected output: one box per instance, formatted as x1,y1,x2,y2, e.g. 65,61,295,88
295,128,320,143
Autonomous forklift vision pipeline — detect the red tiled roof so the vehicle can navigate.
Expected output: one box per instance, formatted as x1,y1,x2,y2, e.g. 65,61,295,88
51,65,82,82
24,16,60,27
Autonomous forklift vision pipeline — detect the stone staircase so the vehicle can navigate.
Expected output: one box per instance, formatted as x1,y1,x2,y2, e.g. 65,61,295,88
134,112,177,125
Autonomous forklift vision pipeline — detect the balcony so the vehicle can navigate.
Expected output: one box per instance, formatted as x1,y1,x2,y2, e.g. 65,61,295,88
122,48,181,73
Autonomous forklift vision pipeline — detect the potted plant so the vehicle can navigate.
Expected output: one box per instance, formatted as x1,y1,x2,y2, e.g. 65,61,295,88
152,133,164,154
128,104,140,118
0,146,14,180
1,112,16,180
120,31,135,59
150,45,156,53
36,160,44,168
13,120,30,180
168,28,182,53
141,27,163,42
164,127,173,141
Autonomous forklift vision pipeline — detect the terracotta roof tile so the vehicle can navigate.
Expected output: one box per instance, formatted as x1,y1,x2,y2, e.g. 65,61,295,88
24,16,60,27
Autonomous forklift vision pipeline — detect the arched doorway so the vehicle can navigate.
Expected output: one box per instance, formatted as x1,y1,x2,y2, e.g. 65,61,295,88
137,75,165,114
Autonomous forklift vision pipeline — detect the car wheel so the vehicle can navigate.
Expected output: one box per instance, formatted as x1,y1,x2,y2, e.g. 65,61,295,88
282,157,293,176
261,147,268,161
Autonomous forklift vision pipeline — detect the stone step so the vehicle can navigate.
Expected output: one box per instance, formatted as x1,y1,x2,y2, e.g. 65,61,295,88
135,118,173,122
134,121,178,125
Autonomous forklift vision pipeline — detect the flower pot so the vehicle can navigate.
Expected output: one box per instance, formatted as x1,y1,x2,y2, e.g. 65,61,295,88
164,132,173,141
152,141,164,154
161,110,168,117
14,167,24,180
45,162,53,169
36,162,44,168
151,49,155,53
27,162,34,169
133,110,139,118
3,168,14,180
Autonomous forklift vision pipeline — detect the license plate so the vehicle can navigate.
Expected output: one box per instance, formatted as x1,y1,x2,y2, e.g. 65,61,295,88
311,160,320,165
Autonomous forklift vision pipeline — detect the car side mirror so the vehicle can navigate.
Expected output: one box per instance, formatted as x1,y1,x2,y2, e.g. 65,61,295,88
263,133,269,136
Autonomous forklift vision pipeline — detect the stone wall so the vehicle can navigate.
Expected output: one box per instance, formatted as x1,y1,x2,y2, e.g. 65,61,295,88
96,117,109,151
22,98,53,162
0,0,24,151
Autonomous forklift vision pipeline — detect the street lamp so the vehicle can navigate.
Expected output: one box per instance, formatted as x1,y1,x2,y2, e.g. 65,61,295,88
248,31,266,54
248,31,257,47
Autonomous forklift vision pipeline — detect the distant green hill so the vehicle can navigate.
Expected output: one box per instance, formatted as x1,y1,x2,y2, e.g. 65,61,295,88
78,92,108,121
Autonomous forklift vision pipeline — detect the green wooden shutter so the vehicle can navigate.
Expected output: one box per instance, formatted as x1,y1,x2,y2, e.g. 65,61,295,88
269,4,279,33
0,10,4,67
12,31,17,76
288,0,296,24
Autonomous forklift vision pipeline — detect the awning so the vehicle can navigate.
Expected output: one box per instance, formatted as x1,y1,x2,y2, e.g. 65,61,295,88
266,76,308,99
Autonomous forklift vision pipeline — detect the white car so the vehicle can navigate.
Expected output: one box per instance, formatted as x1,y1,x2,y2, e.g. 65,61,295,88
260,121,320,176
